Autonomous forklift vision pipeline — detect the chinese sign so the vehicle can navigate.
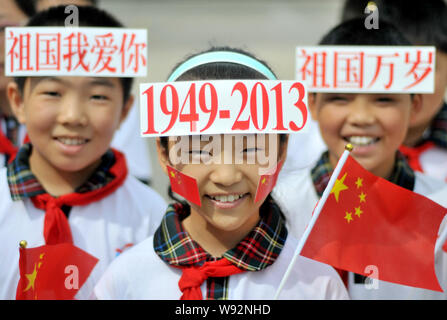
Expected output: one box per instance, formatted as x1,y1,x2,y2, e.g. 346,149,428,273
5,27,147,77
140,80,309,137
296,46,435,93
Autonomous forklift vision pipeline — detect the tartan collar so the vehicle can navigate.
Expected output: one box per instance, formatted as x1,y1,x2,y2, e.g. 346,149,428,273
311,150,415,197
7,143,116,201
426,101,447,149
153,198,288,272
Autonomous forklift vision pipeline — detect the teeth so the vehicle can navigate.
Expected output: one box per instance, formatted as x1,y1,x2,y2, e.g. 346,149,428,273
211,194,244,202
347,136,377,146
57,137,87,146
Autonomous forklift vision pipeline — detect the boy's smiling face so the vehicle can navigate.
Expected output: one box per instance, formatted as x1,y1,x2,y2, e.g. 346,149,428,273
8,76,132,176
310,93,421,178
157,134,287,250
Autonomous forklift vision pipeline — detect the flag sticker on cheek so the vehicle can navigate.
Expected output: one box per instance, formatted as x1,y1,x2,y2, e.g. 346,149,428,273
254,160,284,203
167,165,201,206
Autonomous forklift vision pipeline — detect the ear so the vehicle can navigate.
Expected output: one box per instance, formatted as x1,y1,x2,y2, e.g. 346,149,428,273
156,137,170,176
7,82,26,124
409,94,423,126
118,94,134,128
308,92,318,121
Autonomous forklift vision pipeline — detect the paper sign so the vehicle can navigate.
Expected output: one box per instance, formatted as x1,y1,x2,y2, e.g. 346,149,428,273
139,80,309,137
296,46,435,93
5,27,147,77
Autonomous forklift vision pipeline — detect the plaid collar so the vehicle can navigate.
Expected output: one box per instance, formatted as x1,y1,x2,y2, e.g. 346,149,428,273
7,143,116,201
426,101,447,149
153,198,287,299
311,150,415,197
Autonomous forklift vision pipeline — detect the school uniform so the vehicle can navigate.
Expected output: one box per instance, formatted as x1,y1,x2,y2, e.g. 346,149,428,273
272,151,447,299
400,102,447,182
94,200,349,300
0,144,167,300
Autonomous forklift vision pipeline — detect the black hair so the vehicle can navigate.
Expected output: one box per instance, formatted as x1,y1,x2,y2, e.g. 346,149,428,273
13,0,36,17
340,0,447,53
319,17,412,46
14,5,132,103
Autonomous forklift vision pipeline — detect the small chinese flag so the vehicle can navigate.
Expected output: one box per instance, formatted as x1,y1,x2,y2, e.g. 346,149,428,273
167,165,201,206
16,243,98,300
254,161,284,203
301,155,447,292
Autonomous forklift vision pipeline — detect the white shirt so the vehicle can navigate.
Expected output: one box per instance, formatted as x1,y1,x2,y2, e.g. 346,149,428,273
94,233,350,300
418,146,447,182
0,167,167,300
272,167,447,299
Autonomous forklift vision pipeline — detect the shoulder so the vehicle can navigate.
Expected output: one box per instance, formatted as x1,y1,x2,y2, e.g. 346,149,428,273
273,168,315,204
414,172,447,196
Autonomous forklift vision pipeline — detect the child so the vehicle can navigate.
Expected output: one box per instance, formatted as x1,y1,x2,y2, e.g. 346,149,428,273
0,0,29,166
0,6,166,299
341,0,447,181
93,47,349,300
272,18,447,299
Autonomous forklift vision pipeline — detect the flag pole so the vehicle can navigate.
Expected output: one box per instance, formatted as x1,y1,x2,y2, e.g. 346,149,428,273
273,144,353,299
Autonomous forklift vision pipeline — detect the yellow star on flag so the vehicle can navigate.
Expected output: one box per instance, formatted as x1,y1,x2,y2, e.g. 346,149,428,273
344,211,353,223
330,172,349,202
261,177,267,184
170,171,176,178
354,206,363,217
23,263,38,292
355,177,363,189
359,192,367,203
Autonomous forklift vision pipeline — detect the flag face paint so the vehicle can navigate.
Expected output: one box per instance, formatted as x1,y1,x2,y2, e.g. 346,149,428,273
167,165,201,206
301,155,446,292
254,160,284,203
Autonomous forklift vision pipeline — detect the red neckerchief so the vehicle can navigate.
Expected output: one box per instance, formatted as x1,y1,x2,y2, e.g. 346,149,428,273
399,141,435,173
30,149,128,245
176,258,244,300
0,128,18,162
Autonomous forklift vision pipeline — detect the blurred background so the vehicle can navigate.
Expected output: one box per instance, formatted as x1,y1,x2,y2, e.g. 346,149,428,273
95,0,347,201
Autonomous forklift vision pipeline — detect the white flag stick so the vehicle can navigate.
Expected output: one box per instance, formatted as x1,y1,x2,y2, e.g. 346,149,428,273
274,145,353,300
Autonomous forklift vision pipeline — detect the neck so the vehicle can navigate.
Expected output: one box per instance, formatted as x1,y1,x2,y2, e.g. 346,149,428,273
182,208,260,258
29,148,101,197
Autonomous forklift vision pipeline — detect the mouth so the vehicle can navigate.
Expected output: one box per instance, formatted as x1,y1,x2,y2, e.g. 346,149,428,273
54,136,90,146
343,135,380,147
205,193,250,209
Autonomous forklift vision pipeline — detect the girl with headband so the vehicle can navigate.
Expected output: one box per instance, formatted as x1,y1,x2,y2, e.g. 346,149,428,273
94,47,349,300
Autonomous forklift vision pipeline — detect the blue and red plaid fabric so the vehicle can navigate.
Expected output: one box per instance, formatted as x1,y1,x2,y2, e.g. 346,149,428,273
7,143,116,201
153,197,288,300
311,150,415,197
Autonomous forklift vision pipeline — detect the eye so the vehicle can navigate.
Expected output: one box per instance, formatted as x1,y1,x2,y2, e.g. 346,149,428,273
91,95,109,101
375,97,395,104
43,91,61,97
243,147,262,153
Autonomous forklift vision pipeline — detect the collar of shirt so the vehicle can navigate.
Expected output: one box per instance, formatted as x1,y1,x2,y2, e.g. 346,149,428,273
7,143,116,201
427,101,447,149
311,150,415,198
154,198,288,271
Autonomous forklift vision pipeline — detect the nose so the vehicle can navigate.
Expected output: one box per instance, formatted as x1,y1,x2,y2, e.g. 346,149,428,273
346,98,375,126
57,95,88,127
209,164,243,187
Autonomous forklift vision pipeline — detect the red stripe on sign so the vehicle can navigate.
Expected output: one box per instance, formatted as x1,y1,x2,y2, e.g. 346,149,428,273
219,109,230,119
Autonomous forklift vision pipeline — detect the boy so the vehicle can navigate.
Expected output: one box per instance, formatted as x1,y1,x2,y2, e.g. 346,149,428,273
0,6,166,299
273,18,447,299
0,0,29,166
341,0,447,181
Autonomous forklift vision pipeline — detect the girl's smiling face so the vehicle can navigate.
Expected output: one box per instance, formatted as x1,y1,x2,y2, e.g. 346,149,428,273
157,134,287,244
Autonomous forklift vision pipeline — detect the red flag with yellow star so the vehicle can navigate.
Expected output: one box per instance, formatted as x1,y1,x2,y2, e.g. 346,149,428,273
167,165,201,206
254,160,284,203
301,155,447,292
16,243,98,300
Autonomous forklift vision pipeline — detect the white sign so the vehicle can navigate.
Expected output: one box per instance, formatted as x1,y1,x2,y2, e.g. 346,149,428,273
296,46,435,93
140,80,309,137
5,27,147,77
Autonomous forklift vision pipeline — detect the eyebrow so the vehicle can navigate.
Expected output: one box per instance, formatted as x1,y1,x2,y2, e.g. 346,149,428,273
29,77,67,92
29,77,116,92
88,78,116,88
